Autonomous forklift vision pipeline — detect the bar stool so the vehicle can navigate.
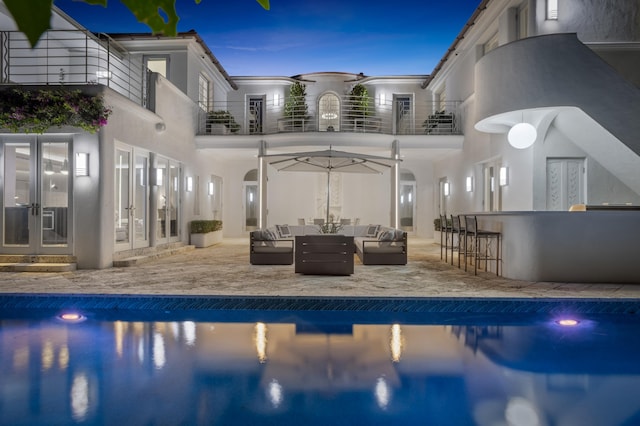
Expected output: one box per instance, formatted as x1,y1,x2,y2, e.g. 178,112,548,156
439,214,450,260
464,215,501,276
450,215,464,268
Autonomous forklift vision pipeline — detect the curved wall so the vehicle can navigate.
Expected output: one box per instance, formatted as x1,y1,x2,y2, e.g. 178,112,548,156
475,33,640,155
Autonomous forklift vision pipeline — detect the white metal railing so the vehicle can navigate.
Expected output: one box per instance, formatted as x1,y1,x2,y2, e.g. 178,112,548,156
0,30,146,106
198,97,462,137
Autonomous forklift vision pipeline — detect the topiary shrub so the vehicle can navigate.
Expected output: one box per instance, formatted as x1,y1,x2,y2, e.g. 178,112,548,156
190,220,223,234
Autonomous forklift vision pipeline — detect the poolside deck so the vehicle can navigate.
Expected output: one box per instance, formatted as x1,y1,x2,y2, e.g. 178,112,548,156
1,238,639,299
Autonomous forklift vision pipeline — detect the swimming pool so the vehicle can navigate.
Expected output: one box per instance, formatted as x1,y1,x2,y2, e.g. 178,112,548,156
1,294,639,425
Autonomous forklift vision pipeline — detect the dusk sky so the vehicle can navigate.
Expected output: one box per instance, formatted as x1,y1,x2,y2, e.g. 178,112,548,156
54,0,480,77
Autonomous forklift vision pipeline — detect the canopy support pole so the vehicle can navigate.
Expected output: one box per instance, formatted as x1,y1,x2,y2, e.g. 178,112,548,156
391,140,400,229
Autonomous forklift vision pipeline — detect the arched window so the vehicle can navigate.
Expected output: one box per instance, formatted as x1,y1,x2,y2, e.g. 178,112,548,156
319,93,340,132
243,169,258,231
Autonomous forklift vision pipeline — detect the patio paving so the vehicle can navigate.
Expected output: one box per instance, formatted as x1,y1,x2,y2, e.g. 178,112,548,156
1,238,639,299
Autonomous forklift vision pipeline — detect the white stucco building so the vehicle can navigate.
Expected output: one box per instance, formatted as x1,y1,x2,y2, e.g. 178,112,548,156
0,0,638,275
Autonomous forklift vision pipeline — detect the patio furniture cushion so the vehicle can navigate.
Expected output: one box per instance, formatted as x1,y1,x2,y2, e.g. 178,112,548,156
276,224,292,238
365,224,380,237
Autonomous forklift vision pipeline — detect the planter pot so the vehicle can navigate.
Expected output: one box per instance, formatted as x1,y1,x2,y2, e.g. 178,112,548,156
190,230,223,248
207,123,230,135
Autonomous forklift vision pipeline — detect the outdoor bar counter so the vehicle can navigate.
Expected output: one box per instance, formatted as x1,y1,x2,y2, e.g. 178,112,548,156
473,209,640,283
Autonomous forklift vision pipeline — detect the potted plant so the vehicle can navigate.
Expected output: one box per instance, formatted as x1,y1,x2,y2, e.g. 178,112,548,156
190,220,223,248
206,110,240,134
346,83,373,129
281,81,309,131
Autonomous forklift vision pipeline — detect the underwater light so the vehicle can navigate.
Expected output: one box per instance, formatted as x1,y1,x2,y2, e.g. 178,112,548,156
58,312,86,322
556,318,580,326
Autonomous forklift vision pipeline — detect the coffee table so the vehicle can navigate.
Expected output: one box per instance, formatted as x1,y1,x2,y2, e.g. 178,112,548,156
294,235,354,275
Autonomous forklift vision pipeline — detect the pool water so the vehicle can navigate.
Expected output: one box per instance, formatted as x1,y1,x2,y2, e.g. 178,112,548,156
1,295,639,426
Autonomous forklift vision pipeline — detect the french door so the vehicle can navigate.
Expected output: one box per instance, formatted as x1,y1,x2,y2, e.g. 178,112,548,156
399,181,416,232
115,145,149,250
154,155,181,244
2,137,72,254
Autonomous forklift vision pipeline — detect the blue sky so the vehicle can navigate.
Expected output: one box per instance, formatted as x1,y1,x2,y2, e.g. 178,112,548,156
55,0,480,77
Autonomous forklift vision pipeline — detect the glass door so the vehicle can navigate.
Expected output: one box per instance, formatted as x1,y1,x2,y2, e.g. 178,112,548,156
155,156,181,245
115,145,149,251
2,138,71,254
399,181,416,233
243,182,258,232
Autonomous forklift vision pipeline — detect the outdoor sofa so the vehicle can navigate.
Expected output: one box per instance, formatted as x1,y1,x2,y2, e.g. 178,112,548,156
249,224,407,266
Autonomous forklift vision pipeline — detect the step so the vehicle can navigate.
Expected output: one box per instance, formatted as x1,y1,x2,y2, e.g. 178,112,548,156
0,262,77,272
0,255,77,263
113,244,195,267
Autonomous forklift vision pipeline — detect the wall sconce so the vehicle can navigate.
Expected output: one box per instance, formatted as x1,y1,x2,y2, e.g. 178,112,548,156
466,176,473,192
500,166,509,186
186,176,193,192
75,153,89,176
208,182,214,196
379,92,386,106
547,0,558,20
443,182,450,196
273,93,280,106
96,70,112,79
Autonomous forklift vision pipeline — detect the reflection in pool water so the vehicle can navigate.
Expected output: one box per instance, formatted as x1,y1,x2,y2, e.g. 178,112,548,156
1,302,639,425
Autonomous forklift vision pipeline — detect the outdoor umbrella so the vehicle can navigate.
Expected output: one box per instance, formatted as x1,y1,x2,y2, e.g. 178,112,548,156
261,147,400,224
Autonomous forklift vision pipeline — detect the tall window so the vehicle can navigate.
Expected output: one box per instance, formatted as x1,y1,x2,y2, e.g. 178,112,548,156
145,57,168,78
483,32,499,55
437,88,446,112
517,3,529,39
547,0,558,20
199,73,210,111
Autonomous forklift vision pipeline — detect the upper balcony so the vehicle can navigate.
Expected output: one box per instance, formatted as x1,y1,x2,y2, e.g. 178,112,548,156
0,30,147,107
197,96,463,139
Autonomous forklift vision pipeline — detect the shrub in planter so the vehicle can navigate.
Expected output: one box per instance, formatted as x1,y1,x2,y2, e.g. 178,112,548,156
190,220,223,247
206,110,240,134
282,81,309,129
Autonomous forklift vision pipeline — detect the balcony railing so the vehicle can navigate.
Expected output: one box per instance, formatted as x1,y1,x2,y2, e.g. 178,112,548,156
198,97,462,137
0,30,146,106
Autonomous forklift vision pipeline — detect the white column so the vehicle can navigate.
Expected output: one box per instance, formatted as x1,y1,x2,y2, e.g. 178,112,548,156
258,141,268,229
390,140,400,228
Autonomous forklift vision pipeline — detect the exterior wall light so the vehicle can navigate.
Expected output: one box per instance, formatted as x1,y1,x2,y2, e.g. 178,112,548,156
379,92,386,106
443,182,450,196
186,176,193,192
499,167,509,186
547,0,558,20
273,93,280,106
508,123,537,149
208,182,214,196
466,176,473,192
75,153,89,176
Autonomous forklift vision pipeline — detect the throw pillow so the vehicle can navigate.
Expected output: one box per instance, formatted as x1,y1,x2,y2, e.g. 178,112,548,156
365,224,380,237
276,224,292,238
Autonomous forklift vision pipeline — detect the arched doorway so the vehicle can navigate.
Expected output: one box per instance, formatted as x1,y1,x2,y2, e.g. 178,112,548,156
318,93,340,132
243,169,259,231
399,169,416,232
